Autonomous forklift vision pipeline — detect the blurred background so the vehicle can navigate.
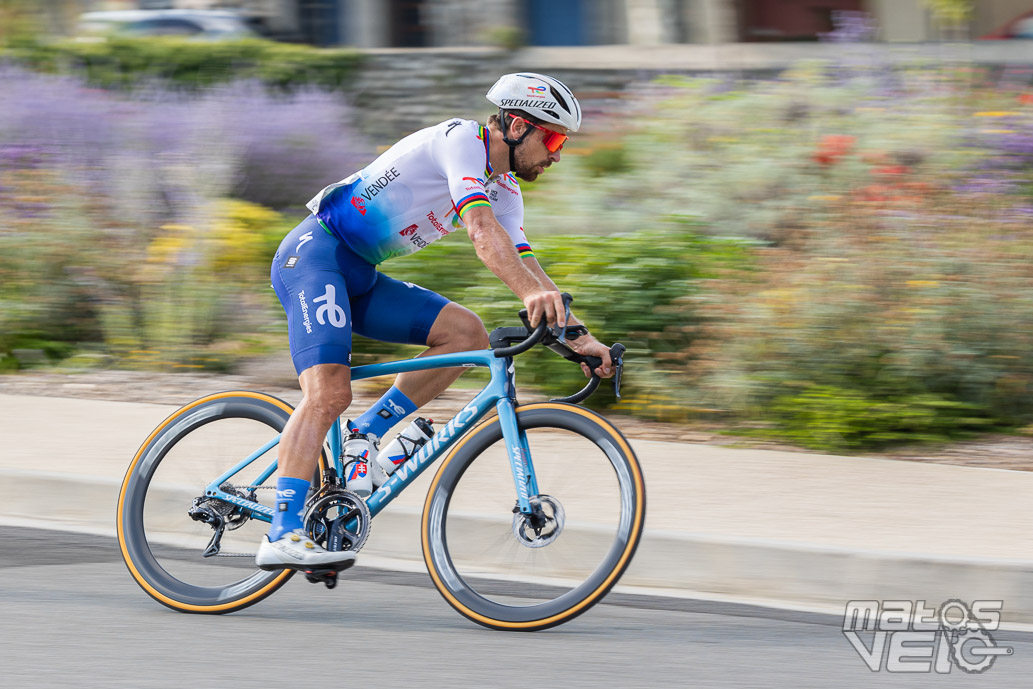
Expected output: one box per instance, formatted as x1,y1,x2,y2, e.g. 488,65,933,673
3,0,1033,453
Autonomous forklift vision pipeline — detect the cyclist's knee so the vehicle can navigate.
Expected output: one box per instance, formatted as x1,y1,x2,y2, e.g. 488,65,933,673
429,304,489,351
299,364,353,419
307,387,352,420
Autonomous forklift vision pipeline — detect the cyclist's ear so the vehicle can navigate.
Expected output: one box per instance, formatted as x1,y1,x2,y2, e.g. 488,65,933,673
507,114,527,139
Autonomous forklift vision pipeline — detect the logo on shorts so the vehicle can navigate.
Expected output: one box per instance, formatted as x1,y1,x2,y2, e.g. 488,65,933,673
351,196,366,216
400,223,419,237
298,290,313,334
284,256,299,269
313,284,347,328
295,231,313,253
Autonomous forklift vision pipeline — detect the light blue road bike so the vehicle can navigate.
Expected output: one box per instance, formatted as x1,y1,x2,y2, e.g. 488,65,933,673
118,298,646,631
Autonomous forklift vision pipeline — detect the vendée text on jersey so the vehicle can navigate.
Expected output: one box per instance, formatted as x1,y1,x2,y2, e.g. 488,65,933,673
358,167,402,201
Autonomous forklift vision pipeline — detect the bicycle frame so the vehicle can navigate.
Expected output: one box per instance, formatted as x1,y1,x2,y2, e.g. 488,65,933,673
201,348,543,523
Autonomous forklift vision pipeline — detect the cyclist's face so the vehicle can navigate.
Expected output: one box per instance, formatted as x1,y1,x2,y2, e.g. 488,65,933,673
512,120,565,182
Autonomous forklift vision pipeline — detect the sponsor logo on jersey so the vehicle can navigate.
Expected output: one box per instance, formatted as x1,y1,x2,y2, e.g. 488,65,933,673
351,196,366,215
461,176,485,193
445,119,463,136
495,179,520,196
283,255,299,269
499,98,558,110
358,167,401,202
527,85,547,98
426,211,450,237
489,189,499,202
400,223,419,237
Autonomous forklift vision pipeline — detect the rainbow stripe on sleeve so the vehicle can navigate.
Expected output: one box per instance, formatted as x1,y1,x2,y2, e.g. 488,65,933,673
456,191,491,218
516,242,534,259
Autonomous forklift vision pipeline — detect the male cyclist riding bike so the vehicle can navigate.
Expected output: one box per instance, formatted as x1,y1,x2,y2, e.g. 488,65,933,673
257,72,616,571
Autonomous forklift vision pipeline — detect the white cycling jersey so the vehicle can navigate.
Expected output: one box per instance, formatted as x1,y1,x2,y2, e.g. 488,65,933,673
306,118,531,266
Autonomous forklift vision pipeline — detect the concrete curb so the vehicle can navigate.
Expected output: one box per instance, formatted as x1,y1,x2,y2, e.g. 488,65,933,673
8,468,1033,625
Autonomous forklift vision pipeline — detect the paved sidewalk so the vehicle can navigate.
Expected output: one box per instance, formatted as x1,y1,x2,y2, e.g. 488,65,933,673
4,392,1033,622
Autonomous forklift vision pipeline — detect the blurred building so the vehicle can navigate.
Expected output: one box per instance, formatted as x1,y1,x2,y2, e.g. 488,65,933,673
72,0,1033,46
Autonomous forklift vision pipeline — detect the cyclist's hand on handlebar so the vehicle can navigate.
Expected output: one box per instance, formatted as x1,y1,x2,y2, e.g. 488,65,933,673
570,337,614,379
523,290,567,329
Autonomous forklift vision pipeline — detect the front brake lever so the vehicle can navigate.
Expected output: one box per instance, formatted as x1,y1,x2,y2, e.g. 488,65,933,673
609,344,626,400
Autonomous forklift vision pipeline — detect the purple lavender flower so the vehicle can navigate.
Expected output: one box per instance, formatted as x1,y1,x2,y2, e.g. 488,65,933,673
820,11,879,43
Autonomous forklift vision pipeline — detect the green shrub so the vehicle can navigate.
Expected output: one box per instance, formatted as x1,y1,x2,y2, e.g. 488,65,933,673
760,386,993,451
3,36,362,91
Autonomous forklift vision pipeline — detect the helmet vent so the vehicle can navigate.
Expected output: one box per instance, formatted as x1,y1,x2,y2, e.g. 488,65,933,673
549,87,572,115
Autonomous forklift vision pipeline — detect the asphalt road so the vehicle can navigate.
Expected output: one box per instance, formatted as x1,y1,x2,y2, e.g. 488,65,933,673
1,526,1031,689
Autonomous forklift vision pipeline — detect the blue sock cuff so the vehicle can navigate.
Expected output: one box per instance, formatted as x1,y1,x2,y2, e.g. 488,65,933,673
268,476,311,541
355,386,418,439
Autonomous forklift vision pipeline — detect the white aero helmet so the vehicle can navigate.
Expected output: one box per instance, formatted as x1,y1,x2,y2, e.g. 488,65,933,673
486,72,582,133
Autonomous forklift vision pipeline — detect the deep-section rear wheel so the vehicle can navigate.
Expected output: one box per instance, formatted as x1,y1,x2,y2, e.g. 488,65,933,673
118,391,318,613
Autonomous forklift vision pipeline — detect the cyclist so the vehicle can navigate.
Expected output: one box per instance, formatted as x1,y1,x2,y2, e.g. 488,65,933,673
257,72,615,571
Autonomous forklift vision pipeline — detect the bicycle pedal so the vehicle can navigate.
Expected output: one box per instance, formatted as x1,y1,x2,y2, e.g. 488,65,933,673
303,568,339,588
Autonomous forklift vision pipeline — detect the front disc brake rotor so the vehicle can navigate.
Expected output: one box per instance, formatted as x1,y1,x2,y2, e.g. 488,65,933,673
512,494,565,548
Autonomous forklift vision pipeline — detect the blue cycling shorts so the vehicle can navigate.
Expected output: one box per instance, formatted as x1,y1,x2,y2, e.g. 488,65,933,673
271,215,450,374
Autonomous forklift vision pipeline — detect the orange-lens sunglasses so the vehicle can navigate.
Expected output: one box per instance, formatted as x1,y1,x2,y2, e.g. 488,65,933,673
513,116,568,153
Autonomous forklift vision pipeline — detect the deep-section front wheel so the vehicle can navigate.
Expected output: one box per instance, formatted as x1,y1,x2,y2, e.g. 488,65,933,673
421,403,646,631
118,391,310,614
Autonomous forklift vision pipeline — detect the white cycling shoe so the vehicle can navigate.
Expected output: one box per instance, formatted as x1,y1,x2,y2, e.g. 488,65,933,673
256,528,357,572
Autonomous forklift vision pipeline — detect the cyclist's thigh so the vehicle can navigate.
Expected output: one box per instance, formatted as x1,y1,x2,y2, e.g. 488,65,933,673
351,273,449,345
271,216,377,374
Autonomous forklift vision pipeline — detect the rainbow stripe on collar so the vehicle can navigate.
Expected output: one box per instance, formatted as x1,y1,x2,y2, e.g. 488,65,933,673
477,126,493,179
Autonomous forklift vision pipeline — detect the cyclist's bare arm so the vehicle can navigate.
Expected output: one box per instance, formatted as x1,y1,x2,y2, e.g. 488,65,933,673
463,205,565,328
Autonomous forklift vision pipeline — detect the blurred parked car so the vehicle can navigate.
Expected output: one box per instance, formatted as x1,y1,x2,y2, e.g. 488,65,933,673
77,10,258,41
980,9,1033,39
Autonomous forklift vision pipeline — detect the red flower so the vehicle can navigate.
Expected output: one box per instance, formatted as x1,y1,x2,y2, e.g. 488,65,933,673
874,165,909,176
813,135,856,166
1019,93,1033,105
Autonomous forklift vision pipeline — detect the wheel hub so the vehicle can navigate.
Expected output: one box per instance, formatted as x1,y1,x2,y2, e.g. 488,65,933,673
512,495,565,548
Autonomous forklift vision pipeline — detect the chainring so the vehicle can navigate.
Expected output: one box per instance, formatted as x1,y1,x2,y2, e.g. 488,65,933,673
303,488,371,554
